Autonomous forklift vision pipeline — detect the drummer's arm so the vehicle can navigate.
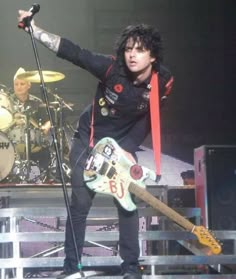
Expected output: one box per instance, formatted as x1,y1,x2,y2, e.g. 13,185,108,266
14,112,26,125
41,120,51,135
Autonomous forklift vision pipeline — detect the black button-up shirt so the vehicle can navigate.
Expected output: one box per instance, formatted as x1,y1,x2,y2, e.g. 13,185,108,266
57,38,173,153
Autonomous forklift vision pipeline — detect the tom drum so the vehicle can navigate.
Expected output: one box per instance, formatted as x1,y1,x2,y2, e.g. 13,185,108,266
8,125,48,154
0,85,13,130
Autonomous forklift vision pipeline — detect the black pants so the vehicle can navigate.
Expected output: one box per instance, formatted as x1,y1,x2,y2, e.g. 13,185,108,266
63,137,140,272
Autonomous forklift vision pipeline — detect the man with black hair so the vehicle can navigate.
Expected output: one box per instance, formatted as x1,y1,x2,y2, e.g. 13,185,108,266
18,10,174,279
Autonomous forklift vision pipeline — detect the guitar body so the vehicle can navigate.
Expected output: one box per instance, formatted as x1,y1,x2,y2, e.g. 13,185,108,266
84,137,156,211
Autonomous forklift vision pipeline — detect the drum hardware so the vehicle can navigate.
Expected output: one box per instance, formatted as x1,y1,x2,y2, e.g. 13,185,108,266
44,148,70,183
38,86,74,111
0,90,72,183
0,83,72,183
0,131,42,183
38,91,74,183
22,111,31,181
11,160,42,183
45,92,73,174
39,101,74,110
16,70,65,83
62,162,71,178
50,92,74,111
54,96,69,168
8,125,49,154
5,106,47,183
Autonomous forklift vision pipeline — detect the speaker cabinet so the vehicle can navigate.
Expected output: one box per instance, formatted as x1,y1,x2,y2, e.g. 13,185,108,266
194,145,236,254
167,188,195,208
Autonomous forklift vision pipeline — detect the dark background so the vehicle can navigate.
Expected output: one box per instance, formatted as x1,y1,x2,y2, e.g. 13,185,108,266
0,0,234,164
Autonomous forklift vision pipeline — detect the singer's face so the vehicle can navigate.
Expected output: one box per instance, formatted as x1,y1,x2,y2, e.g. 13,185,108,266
124,37,155,78
14,79,31,102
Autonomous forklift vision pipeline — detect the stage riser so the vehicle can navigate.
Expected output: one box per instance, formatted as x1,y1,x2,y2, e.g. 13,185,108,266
1,206,236,278
1,186,236,277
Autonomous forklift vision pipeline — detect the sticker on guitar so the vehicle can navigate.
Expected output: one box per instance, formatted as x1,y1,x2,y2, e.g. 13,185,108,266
84,137,222,255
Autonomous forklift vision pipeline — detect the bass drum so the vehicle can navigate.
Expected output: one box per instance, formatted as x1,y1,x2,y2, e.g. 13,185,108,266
0,85,13,131
0,131,15,181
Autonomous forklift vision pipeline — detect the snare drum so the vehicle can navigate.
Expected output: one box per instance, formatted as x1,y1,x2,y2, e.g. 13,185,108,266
0,86,13,130
8,125,49,154
0,132,15,181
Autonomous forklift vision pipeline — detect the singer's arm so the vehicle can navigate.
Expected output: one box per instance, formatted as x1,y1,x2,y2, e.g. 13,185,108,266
33,26,61,53
18,10,60,53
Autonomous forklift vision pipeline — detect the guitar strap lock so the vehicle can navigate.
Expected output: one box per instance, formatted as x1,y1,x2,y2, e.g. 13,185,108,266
155,174,161,183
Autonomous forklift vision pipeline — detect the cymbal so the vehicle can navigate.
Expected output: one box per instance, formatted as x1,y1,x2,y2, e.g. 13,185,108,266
39,101,74,109
17,70,65,83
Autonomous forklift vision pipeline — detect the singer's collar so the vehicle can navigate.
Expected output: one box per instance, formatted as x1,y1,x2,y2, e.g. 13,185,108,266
119,64,152,89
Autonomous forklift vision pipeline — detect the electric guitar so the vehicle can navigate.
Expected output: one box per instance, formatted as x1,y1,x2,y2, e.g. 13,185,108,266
83,137,222,255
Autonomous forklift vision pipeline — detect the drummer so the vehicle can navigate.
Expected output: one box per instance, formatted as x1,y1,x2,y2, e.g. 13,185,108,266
9,67,51,171
12,67,51,132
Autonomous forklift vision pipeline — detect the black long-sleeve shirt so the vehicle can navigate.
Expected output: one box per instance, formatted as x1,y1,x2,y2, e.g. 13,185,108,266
57,38,173,153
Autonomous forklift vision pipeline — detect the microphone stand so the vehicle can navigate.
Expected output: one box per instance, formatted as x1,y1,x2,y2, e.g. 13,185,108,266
26,23,84,277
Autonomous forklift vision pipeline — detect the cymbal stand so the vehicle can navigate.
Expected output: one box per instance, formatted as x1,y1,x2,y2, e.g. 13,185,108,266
19,18,83,276
23,107,32,182
52,94,72,178
55,97,64,164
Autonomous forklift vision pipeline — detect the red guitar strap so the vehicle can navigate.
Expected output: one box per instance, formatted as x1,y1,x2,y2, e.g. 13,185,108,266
150,72,161,177
89,99,95,148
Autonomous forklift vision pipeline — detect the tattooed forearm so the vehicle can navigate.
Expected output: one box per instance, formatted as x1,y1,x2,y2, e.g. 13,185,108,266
33,26,61,53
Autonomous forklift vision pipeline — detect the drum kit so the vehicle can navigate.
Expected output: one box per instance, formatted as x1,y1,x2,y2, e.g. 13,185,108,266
0,71,73,184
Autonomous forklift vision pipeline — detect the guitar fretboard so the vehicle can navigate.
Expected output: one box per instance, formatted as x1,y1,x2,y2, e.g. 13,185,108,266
129,182,194,231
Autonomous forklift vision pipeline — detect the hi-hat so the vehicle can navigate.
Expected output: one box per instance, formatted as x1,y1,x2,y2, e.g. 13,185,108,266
39,101,74,110
17,71,65,83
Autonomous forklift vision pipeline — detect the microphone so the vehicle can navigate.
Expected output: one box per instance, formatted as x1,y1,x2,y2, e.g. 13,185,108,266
18,3,40,29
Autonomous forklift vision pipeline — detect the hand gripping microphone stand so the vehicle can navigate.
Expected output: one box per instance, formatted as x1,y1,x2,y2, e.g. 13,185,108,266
18,7,85,278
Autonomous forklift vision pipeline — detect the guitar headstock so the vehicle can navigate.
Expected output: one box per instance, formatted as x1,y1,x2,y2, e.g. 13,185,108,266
192,226,222,255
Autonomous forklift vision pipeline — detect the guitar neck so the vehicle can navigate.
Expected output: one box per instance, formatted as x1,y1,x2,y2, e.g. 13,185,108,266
129,183,194,231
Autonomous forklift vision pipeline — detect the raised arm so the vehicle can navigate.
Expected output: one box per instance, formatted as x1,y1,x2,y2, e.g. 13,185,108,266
17,9,114,80
18,10,61,53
